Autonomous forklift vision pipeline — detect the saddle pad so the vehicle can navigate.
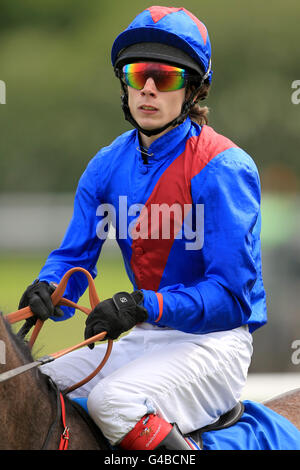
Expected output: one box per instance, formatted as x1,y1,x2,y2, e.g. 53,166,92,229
72,397,89,414
201,400,300,450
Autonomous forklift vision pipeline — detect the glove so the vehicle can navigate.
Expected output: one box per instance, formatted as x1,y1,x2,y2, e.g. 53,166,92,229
84,290,148,348
18,279,64,323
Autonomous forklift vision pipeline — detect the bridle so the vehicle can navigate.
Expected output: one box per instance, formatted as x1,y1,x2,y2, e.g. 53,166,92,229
0,267,113,449
42,377,71,450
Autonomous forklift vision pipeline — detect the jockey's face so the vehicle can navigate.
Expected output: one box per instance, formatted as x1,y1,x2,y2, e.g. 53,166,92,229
127,75,186,147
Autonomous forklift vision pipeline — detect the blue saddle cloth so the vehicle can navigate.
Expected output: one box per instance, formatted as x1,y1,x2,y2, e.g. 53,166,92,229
201,400,300,450
72,398,300,450
73,397,89,414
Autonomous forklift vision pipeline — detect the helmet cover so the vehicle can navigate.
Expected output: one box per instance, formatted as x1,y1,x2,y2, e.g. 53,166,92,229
112,6,212,83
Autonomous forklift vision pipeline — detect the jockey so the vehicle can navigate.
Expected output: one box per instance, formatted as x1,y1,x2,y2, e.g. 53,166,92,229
19,6,267,450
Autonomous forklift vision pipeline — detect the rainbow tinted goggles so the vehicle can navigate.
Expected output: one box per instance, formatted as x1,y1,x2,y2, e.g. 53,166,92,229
122,62,191,92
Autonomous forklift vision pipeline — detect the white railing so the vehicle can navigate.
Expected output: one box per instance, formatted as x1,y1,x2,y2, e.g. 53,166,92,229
241,373,300,402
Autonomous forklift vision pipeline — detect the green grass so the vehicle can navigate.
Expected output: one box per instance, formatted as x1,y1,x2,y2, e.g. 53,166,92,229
0,248,132,356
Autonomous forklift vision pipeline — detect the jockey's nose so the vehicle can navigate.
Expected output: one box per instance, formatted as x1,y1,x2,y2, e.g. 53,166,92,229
140,77,158,96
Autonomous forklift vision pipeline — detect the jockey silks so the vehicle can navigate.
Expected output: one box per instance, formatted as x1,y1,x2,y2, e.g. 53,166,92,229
38,117,267,335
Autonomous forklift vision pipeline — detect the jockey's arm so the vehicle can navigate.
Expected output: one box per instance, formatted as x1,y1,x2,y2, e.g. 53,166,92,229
37,156,105,320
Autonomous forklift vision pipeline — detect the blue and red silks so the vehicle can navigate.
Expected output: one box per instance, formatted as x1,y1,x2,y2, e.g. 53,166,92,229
38,118,266,335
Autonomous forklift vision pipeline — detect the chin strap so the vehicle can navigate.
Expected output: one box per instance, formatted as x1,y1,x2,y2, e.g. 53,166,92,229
117,77,201,137
115,59,211,137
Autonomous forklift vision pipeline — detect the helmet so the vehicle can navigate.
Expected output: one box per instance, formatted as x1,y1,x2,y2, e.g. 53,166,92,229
112,6,212,82
111,6,213,137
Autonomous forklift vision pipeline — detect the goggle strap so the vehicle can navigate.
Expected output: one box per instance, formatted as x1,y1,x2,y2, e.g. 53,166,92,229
203,58,212,82
172,83,203,127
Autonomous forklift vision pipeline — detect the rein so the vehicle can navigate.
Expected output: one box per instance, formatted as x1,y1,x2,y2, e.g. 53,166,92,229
1,267,114,449
3,267,113,393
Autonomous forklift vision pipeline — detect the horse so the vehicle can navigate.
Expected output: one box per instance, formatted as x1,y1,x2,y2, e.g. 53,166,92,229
1,312,300,450
0,313,111,450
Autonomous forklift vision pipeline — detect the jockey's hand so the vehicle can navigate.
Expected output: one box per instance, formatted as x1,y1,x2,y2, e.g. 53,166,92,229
18,280,64,323
84,291,148,348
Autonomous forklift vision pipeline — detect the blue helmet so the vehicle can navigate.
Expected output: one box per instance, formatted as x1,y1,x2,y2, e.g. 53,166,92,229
111,6,213,137
112,6,212,83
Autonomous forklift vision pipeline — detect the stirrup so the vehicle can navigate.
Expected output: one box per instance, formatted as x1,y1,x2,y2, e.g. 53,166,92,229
158,423,201,450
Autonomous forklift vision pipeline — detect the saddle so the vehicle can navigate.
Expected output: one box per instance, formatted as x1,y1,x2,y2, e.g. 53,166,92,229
188,401,245,449
71,397,244,450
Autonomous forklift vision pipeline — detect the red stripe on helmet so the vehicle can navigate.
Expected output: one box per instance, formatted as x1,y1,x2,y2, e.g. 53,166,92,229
147,6,208,45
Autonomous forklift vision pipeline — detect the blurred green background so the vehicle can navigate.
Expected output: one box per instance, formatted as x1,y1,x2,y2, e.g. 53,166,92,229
0,1,300,372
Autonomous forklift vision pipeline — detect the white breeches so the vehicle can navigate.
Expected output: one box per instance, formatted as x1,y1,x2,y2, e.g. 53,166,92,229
41,323,253,445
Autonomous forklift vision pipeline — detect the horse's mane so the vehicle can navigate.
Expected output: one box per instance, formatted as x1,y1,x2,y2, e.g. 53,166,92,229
1,314,50,389
2,315,33,361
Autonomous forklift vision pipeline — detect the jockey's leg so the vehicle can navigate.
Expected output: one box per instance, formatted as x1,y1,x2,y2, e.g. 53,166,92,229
87,324,252,447
39,324,148,397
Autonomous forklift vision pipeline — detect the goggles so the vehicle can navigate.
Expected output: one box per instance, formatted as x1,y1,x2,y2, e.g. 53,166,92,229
122,62,191,92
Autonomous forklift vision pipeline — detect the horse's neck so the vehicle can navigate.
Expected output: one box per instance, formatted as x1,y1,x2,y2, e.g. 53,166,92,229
0,316,54,449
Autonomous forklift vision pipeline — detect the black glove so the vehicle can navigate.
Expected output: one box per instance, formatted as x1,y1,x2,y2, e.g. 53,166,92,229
84,290,148,348
18,279,64,322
